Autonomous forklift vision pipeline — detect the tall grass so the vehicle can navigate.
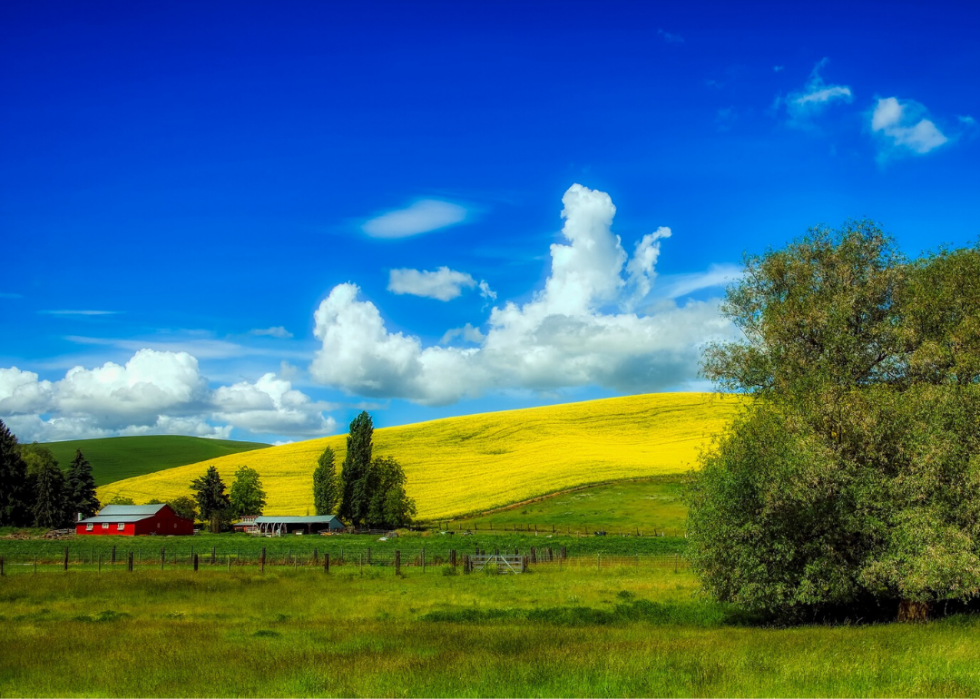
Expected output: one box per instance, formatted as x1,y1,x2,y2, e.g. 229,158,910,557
1,565,978,697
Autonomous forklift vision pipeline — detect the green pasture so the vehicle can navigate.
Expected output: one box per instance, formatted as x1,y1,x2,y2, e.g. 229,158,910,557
41,435,269,486
1,564,979,697
448,476,688,534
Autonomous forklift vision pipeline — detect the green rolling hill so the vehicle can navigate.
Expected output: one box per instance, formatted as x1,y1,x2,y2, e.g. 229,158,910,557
41,435,270,486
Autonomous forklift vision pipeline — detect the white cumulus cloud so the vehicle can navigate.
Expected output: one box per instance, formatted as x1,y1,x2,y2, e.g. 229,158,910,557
0,349,337,442
362,199,468,238
310,184,738,405
249,326,293,339
388,267,478,301
871,96,949,158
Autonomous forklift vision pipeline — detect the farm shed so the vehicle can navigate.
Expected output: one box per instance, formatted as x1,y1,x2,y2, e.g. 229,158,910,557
253,515,345,536
76,504,194,536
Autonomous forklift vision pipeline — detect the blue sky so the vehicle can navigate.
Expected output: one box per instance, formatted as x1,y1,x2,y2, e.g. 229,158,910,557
1,0,978,444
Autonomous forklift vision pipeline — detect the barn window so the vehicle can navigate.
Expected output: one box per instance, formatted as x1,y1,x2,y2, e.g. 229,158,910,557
102,523,109,530
117,523,125,531
86,524,93,531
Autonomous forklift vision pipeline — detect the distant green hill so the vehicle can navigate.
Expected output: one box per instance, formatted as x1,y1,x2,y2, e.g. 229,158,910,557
42,436,270,486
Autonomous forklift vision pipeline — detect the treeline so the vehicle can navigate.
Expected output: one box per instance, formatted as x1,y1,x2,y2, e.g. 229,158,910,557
0,420,99,528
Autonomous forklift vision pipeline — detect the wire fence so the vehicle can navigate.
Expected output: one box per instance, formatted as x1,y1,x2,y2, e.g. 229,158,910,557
0,546,689,575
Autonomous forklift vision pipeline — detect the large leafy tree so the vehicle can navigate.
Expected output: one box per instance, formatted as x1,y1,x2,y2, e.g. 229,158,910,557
691,223,980,621
0,420,32,526
338,411,373,525
191,466,231,533
366,456,416,529
313,446,338,515
168,496,198,522
65,450,100,520
229,465,266,518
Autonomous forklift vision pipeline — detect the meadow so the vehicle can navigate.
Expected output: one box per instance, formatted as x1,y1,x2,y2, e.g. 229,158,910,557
100,393,743,519
42,435,269,486
2,564,978,697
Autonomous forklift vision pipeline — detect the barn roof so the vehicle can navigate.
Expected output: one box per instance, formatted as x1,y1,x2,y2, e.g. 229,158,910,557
98,504,168,517
78,514,155,524
253,516,340,524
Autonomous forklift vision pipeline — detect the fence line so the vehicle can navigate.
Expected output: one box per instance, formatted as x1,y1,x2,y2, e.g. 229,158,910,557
0,548,689,575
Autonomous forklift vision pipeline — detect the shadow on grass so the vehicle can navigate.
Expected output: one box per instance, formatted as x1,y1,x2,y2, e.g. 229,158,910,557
421,597,760,628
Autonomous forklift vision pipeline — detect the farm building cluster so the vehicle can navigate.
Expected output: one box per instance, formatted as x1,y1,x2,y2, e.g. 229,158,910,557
75,505,344,537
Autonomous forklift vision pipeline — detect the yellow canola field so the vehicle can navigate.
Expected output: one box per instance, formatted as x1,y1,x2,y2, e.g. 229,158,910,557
100,392,744,520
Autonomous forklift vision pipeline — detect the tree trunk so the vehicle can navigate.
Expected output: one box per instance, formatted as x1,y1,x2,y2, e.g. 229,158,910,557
898,599,930,622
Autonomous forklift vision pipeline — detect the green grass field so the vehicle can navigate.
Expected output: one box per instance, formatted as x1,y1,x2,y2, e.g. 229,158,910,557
451,476,689,533
41,435,269,486
1,565,978,696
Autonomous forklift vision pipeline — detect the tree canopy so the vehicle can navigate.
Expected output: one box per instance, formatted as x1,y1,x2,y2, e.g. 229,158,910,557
690,222,980,621
338,411,373,524
229,465,266,518
66,450,100,520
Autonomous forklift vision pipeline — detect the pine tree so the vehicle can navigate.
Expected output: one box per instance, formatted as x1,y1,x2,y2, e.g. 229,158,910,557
313,446,338,515
65,450,100,520
190,466,231,533
338,411,373,525
31,460,68,529
0,419,32,526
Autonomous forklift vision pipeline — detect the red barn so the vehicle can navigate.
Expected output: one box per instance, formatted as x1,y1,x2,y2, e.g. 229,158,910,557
76,504,194,536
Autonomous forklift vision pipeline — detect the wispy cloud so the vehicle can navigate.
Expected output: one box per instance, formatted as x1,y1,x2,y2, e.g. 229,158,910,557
871,97,948,160
249,326,293,339
64,335,309,360
388,267,479,301
657,29,684,44
775,58,852,125
39,310,121,316
362,199,469,238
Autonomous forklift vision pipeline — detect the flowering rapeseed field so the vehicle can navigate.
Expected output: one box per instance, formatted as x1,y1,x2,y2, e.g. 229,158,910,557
100,392,743,519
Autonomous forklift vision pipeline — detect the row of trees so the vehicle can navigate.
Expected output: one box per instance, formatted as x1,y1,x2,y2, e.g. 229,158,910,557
312,411,416,529
689,222,980,621
0,421,100,528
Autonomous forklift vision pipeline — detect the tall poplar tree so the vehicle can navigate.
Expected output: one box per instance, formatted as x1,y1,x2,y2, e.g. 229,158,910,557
313,446,338,515
338,411,373,525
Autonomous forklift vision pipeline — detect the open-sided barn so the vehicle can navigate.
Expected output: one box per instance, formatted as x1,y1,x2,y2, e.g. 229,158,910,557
253,515,345,535
76,504,194,536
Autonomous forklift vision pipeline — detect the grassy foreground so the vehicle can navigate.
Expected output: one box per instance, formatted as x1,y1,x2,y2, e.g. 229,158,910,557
42,435,269,486
101,393,743,519
1,566,979,697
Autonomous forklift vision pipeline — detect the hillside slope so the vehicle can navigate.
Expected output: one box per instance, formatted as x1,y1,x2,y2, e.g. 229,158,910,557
100,393,743,519
43,436,270,486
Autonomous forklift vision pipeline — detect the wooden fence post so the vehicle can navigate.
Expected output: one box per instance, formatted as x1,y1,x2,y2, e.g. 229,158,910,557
64,547,69,571
324,553,330,574
111,545,116,565
463,554,470,573
193,554,199,572
674,553,678,573
313,548,319,564
421,548,425,573
98,553,101,573
128,552,134,572
260,547,266,573
450,549,456,570
395,550,401,575
0,555,4,576
359,552,363,575
34,554,37,574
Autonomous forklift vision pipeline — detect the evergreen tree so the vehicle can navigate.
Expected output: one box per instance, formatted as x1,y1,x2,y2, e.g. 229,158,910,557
31,460,68,528
190,466,231,533
0,420,32,526
338,411,373,525
312,446,338,515
229,465,266,518
65,450,100,520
